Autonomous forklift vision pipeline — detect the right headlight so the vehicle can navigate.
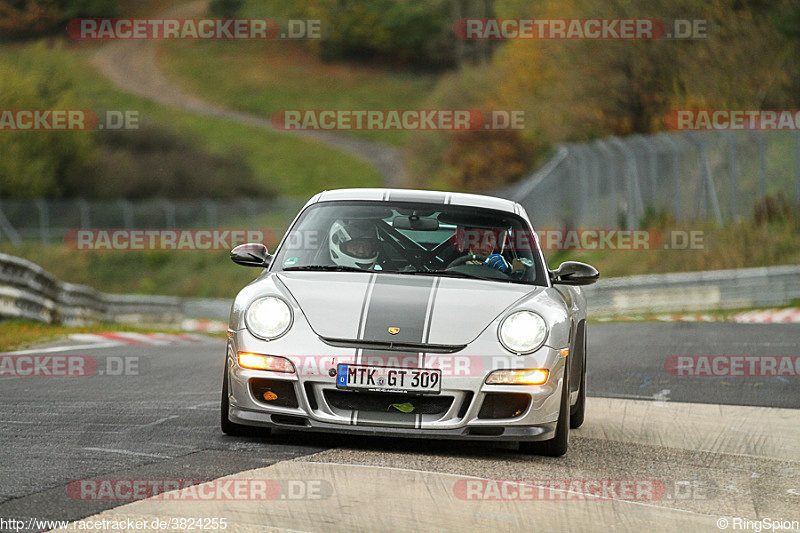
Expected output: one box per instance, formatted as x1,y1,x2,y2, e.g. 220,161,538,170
245,296,293,340
498,311,548,354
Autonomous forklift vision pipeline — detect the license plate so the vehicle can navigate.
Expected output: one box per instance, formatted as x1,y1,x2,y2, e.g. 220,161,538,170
336,364,441,394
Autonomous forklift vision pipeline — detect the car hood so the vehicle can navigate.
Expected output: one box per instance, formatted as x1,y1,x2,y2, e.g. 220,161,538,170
275,271,545,346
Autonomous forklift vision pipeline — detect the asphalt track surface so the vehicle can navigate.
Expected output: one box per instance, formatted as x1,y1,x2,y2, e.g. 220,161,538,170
0,323,798,532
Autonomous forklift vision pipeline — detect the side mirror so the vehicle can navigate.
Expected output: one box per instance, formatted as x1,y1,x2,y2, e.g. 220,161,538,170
231,243,272,268
551,261,599,286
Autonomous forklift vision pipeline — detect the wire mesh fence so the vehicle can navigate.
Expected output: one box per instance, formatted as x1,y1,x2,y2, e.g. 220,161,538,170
505,130,800,229
3,130,799,244
0,197,304,246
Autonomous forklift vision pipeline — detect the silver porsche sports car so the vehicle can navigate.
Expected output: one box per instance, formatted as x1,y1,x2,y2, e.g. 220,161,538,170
221,188,598,456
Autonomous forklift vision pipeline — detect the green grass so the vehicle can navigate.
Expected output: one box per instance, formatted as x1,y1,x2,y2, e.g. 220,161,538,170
0,244,263,299
544,218,800,277
0,40,382,198
157,30,439,145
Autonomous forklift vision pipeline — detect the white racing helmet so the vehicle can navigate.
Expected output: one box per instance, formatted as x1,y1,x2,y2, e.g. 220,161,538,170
329,219,379,269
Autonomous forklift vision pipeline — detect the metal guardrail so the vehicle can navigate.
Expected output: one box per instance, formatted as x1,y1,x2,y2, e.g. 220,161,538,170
0,253,182,326
181,298,232,321
583,264,800,315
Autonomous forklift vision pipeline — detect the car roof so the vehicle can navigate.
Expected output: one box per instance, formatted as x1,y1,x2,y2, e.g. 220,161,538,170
308,188,524,216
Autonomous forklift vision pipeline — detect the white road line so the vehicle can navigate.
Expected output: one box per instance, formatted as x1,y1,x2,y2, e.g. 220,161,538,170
113,332,171,345
81,447,170,459
140,415,180,428
595,392,660,400
186,401,218,410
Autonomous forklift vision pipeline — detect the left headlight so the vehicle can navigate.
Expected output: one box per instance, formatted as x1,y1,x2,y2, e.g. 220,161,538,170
245,296,293,340
498,310,548,354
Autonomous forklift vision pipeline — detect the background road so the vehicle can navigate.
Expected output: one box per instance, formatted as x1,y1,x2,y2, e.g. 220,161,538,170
1,323,798,530
91,0,407,188
588,323,800,408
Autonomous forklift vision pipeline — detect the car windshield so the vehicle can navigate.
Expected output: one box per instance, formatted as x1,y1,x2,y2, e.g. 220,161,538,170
271,200,548,286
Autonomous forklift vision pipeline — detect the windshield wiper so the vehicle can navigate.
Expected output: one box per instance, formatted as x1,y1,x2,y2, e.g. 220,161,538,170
393,269,488,281
282,265,367,273
393,269,533,285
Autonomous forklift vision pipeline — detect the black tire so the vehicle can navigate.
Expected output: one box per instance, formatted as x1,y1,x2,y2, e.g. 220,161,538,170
570,334,587,429
519,360,570,457
220,362,270,437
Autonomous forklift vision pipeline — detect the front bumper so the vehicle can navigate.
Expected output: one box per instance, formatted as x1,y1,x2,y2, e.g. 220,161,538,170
225,327,567,443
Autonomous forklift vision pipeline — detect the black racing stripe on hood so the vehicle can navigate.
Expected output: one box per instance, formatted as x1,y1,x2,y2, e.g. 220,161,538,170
358,275,435,355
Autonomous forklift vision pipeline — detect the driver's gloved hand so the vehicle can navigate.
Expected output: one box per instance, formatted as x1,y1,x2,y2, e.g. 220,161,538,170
484,253,510,273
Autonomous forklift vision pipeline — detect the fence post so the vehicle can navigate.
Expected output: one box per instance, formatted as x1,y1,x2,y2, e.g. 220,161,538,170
0,201,22,246
77,199,91,230
687,133,723,223
204,201,218,228
36,199,50,244
609,137,641,229
594,140,618,226
754,132,767,199
573,145,590,227
722,132,739,221
565,145,579,228
243,199,257,229
585,143,602,219
119,199,134,229
161,200,176,229
794,130,800,209
631,134,658,209
657,133,681,221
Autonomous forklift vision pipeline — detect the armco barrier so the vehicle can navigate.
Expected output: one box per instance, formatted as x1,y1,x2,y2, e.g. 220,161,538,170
0,253,182,326
583,265,800,315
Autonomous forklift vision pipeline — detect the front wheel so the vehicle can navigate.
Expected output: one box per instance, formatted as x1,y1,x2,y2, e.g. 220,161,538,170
519,362,569,457
220,362,270,437
570,333,587,429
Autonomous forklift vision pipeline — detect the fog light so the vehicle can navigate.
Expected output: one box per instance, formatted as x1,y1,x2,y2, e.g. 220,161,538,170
238,352,295,373
263,391,278,401
485,369,549,385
